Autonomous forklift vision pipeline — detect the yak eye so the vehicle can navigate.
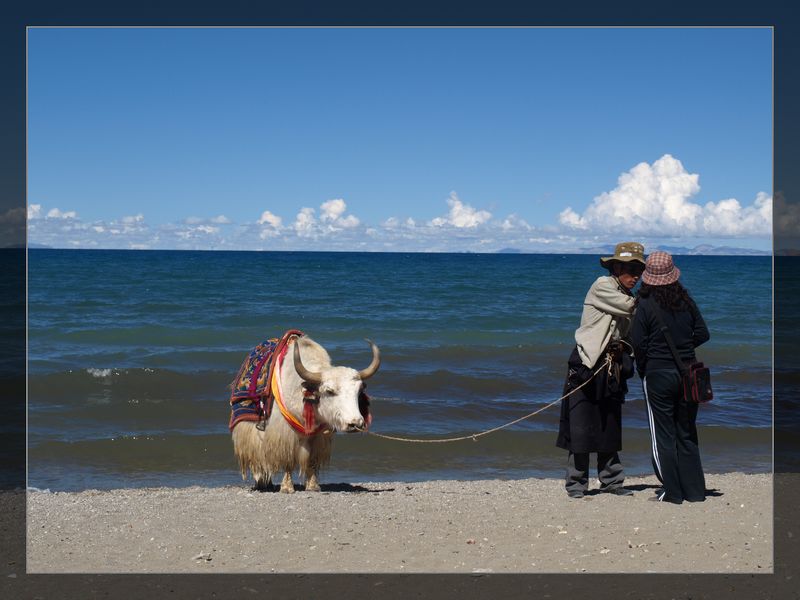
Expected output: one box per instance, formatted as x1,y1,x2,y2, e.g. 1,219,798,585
321,385,336,396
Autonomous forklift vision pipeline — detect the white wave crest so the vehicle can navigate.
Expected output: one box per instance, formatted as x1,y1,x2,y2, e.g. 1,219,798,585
87,368,113,378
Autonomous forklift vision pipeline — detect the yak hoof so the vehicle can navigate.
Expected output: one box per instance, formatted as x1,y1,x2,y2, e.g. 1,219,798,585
305,476,321,492
280,472,295,494
254,479,273,492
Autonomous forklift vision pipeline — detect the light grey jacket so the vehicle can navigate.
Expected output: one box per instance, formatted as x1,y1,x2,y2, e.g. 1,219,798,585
574,275,635,368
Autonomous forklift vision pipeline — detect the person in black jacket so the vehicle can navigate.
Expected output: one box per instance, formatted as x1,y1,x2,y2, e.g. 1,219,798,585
630,251,710,504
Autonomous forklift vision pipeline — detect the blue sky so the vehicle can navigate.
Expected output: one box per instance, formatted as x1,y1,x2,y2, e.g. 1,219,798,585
25,27,773,252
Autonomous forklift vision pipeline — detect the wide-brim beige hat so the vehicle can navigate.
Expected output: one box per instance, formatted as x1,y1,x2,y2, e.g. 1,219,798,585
600,241,646,268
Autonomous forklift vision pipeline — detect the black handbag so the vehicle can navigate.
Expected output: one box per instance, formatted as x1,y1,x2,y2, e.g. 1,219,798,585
651,301,713,403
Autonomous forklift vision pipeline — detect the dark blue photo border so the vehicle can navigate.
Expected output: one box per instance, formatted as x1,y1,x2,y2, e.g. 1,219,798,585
2,3,797,598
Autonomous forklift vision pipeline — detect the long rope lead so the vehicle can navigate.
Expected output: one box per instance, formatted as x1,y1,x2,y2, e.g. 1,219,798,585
363,354,613,444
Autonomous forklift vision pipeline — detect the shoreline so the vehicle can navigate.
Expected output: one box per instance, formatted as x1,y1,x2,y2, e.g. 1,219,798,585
26,472,772,574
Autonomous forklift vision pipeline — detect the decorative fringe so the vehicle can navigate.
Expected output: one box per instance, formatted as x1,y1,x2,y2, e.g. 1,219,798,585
303,401,316,434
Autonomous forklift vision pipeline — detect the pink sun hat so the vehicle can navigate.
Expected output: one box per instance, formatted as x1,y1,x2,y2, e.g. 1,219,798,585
642,251,681,286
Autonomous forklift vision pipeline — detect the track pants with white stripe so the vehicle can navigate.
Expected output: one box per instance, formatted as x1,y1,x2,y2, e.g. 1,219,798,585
642,369,706,503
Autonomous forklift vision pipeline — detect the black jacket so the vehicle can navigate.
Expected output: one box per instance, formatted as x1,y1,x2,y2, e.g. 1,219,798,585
630,295,710,376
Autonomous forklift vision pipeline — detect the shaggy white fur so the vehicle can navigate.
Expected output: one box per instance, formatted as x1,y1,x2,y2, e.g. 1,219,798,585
231,336,364,493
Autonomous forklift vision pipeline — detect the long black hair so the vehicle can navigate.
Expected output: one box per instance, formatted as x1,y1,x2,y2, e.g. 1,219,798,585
635,281,694,313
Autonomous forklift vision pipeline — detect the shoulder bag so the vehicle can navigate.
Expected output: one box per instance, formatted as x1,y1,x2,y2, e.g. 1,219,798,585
650,300,713,403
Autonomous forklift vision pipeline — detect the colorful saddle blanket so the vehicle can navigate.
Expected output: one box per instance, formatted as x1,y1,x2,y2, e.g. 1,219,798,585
228,329,303,431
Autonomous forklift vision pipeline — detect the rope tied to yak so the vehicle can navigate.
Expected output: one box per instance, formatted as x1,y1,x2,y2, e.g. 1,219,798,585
364,353,615,444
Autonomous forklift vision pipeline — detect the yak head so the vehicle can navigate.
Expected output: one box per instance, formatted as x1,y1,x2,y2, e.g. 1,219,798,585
292,339,379,433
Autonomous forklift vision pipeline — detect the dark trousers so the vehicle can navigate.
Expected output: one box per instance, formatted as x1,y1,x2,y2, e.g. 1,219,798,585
565,451,625,493
642,369,706,503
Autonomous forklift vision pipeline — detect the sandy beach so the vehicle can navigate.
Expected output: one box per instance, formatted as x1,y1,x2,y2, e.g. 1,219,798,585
25,472,771,574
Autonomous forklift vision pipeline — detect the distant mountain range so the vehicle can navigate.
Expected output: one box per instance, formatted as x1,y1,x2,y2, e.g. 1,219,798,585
7,243,773,256
498,244,771,256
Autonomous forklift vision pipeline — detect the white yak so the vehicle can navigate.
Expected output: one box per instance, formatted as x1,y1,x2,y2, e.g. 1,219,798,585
231,334,379,493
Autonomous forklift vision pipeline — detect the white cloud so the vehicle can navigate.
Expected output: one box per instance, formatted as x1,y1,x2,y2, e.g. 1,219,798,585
320,199,346,221
293,207,317,237
46,208,78,219
257,210,283,239
320,198,360,229
174,225,217,239
28,204,42,219
122,214,144,224
187,214,231,225
257,210,283,228
429,192,491,228
702,191,772,236
382,216,417,229
501,214,532,231
290,200,360,238
558,154,771,238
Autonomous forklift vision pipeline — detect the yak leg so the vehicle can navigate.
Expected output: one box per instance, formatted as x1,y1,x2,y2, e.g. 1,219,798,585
280,471,295,494
298,441,321,492
305,470,321,492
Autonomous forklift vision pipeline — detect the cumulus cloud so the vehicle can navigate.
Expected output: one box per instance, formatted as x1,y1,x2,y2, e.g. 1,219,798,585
702,191,772,236
429,192,491,228
289,199,360,238
257,209,283,239
28,204,42,219
46,207,78,219
293,207,317,237
320,199,360,229
501,214,532,231
558,154,771,238
257,210,283,228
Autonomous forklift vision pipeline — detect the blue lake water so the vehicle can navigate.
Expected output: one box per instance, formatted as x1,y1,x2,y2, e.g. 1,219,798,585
27,250,772,491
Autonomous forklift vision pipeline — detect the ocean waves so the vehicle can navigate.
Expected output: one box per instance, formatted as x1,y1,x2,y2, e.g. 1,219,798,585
26,250,773,490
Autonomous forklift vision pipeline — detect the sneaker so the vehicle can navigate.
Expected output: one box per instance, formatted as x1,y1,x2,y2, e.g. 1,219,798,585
648,491,683,504
567,490,585,499
600,486,634,496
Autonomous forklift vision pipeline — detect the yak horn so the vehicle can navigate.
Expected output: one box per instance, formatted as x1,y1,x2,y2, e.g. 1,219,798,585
358,339,381,380
293,342,323,384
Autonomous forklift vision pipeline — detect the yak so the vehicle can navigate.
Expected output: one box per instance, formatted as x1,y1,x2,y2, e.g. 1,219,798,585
230,332,379,493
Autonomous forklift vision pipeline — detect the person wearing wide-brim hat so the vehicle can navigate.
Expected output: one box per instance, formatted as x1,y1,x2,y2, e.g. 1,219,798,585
630,251,710,504
556,242,645,499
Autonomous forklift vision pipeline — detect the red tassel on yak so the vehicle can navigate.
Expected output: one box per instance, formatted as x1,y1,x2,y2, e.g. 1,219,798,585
303,400,316,434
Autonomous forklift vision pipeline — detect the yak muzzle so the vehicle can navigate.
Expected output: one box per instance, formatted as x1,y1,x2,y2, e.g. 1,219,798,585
345,417,366,433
